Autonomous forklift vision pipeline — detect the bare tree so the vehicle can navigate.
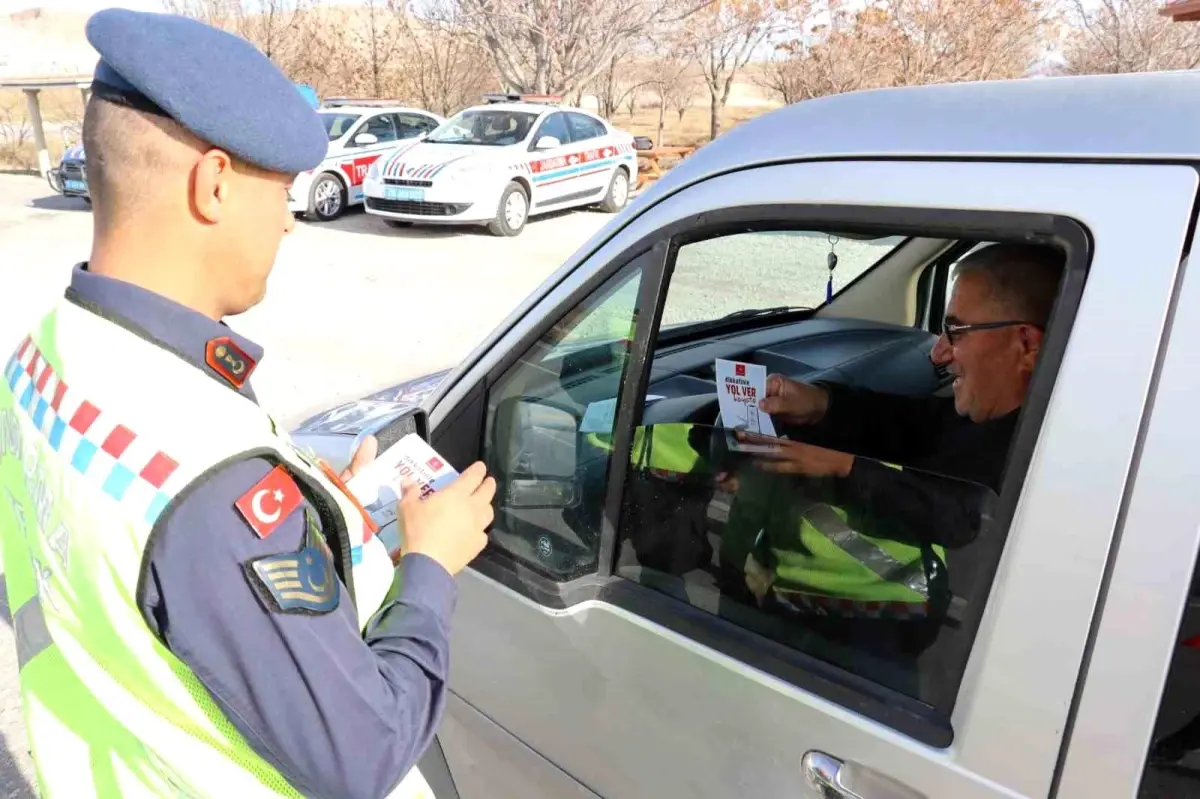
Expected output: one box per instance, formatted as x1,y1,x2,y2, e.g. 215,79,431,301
755,0,883,103
162,0,316,74
646,49,696,144
1065,0,1200,74
404,0,712,98
397,1,498,116
685,0,810,140
591,50,655,119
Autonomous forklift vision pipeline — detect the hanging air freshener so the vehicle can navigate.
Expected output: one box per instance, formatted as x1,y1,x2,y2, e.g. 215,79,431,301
826,234,840,303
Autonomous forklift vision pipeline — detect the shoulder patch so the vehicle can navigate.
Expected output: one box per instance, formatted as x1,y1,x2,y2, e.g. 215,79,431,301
234,465,302,539
244,509,339,615
205,336,256,389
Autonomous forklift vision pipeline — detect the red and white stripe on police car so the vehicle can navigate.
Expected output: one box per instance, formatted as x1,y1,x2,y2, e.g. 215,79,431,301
4,335,182,525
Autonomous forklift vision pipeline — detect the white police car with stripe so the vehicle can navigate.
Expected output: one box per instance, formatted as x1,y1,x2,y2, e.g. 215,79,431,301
288,103,444,222
362,97,637,236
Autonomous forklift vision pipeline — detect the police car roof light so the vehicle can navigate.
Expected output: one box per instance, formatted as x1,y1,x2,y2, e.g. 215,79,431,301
323,97,401,108
483,92,563,105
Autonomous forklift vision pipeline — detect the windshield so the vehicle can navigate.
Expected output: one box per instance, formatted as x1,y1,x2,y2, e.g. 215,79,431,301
661,231,907,330
425,108,540,146
320,113,361,141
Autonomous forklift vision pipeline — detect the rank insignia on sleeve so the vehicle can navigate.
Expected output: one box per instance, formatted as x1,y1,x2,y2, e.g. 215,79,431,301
244,509,340,615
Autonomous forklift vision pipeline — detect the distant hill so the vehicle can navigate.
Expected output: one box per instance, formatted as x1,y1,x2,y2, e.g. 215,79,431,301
0,8,97,78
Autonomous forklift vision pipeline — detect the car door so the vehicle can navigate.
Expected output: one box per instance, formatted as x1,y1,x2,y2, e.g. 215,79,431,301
527,111,578,210
563,111,619,201
339,113,401,202
425,158,1198,799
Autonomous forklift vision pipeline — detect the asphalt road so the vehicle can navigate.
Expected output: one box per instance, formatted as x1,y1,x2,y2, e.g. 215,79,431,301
0,172,613,796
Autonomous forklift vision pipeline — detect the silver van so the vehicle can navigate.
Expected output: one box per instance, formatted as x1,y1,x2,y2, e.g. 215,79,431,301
294,70,1200,798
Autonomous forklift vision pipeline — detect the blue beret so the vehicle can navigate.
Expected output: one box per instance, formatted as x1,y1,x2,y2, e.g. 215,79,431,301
85,8,328,175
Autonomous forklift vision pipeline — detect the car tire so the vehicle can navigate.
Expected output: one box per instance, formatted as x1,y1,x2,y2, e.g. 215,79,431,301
487,182,529,237
383,219,413,228
598,167,630,213
307,173,347,221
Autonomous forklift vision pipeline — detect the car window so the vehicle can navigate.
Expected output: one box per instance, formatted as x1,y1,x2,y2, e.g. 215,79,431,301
394,112,438,138
321,112,361,141
660,230,906,331
611,222,1081,715
426,108,539,146
482,252,653,580
1139,554,1200,796
534,113,571,147
566,112,607,142
359,114,398,144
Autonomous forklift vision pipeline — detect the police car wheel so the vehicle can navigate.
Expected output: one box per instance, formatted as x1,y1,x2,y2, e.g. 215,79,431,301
599,167,630,213
488,182,528,237
308,173,346,221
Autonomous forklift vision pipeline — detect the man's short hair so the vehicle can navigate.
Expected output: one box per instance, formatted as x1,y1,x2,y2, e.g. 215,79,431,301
81,95,202,223
953,242,1066,329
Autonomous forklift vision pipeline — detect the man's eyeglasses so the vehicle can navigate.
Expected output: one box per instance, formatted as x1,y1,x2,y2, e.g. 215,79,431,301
941,319,1040,344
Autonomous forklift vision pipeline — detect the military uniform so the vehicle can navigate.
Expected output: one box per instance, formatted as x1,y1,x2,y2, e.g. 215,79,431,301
0,10,451,799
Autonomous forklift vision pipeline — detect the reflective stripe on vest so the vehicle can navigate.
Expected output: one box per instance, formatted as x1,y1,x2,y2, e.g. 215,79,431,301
0,302,430,798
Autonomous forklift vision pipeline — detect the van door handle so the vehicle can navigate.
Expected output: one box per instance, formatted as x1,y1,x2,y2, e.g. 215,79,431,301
802,751,927,799
803,751,865,798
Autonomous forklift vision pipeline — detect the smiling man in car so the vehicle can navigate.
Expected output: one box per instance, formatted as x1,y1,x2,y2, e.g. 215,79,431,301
721,241,1065,654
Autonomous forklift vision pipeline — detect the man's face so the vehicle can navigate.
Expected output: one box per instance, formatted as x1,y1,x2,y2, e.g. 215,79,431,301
213,164,296,315
930,271,1043,423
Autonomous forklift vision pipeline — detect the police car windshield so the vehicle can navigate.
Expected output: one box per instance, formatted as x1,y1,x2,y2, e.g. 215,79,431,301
426,109,539,146
321,112,362,141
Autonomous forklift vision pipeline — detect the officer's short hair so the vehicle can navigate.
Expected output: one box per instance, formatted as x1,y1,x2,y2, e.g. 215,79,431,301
82,95,211,222
953,243,1066,329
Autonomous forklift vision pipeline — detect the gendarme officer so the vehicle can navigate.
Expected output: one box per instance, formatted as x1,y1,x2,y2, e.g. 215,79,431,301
0,8,494,798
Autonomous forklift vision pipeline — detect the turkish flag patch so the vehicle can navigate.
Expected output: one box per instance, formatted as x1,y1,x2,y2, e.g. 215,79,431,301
735,363,746,376
235,465,303,539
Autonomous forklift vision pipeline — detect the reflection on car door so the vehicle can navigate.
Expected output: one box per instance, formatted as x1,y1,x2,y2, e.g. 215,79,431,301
432,159,1198,798
564,112,617,200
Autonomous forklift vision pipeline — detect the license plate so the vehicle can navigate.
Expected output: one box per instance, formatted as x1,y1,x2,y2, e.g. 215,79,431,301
384,186,424,201
65,180,86,192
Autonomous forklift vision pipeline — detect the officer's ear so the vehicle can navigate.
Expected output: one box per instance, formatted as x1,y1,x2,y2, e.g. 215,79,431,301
191,148,235,224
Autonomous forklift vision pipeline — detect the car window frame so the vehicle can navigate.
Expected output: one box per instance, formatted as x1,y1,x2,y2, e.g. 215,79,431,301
566,111,607,143
457,201,1089,747
529,111,573,151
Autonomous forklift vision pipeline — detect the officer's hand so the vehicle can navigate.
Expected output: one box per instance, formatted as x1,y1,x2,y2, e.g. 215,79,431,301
737,433,854,478
757,375,830,426
339,434,379,482
400,462,496,576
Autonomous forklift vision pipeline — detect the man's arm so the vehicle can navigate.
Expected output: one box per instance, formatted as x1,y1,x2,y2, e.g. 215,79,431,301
791,382,951,465
140,457,453,799
833,458,998,549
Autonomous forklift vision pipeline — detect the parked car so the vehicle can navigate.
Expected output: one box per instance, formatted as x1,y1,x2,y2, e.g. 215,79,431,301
46,143,89,204
361,94,637,236
289,101,445,222
291,71,1200,798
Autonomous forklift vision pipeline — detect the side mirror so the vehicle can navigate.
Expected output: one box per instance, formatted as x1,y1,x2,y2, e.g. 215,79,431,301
492,396,580,509
354,132,379,146
535,135,561,150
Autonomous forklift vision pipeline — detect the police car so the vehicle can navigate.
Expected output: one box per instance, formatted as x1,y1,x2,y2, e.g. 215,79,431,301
47,143,90,204
361,94,638,236
289,100,445,222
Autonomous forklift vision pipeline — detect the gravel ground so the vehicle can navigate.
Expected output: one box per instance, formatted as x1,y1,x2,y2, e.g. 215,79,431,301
0,172,612,796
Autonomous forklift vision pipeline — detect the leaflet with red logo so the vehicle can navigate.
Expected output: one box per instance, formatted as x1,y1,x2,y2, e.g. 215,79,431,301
715,358,781,453
345,433,459,556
